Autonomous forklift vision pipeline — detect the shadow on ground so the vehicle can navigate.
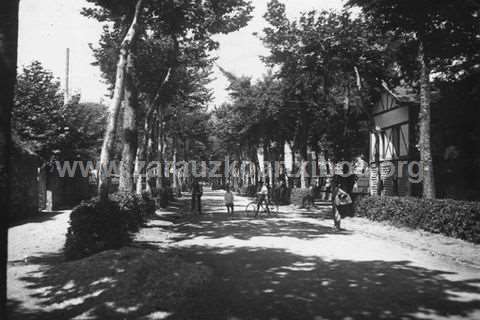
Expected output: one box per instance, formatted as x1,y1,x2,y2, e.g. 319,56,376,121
8,192,480,319
146,192,342,242
8,245,480,320
9,211,69,227
169,247,480,320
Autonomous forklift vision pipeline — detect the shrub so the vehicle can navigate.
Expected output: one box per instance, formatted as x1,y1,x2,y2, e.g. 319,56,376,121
240,185,257,197
65,198,130,260
354,196,480,244
65,192,156,260
272,185,291,205
290,188,312,206
110,192,156,232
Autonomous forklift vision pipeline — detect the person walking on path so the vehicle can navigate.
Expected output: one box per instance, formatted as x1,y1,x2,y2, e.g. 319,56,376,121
332,163,356,230
224,185,234,214
191,179,203,215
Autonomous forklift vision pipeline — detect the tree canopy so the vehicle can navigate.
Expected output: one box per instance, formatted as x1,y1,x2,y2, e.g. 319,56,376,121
13,61,108,159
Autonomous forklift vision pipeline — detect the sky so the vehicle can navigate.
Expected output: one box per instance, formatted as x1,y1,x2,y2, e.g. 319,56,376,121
18,0,346,106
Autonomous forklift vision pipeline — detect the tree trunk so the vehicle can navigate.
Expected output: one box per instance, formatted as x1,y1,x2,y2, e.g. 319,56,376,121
98,0,143,200
135,68,171,195
0,1,19,316
134,152,142,194
119,52,139,193
343,84,350,136
146,109,159,193
300,146,308,189
172,146,178,189
418,41,436,199
135,107,153,194
157,106,165,189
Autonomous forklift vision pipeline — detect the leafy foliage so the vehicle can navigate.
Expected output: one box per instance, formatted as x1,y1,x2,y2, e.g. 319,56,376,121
60,102,108,159
212,72,285,160
65,192,156,260
86,0,253,169
110,191,156,231
355,196,480,244
347,0,480,82
213,3,402,164
65,199,129,260
432,73,480,200
13,61,65,158
13,61,108,159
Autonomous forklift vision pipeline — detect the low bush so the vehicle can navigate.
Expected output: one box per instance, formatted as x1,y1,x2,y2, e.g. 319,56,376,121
110,192,156,232
272,185,291,205
65,199,130,260
239,185,257,197
354,196,480,244
290,188,312,206
65,192,156,260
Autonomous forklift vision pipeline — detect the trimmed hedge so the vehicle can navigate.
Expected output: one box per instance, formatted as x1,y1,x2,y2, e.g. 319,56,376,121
65,192,156,260
354,196,480,244
110,192,156,232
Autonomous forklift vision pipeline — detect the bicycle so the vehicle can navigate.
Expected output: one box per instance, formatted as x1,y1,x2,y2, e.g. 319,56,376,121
245,196,279,217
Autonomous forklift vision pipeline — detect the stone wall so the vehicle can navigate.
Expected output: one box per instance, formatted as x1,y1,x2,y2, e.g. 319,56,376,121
9,147,41,223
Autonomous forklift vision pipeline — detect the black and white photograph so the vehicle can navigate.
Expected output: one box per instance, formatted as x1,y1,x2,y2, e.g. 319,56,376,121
1,0,480,319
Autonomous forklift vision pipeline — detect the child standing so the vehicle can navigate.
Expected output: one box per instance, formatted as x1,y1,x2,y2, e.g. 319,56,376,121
224,185,234,214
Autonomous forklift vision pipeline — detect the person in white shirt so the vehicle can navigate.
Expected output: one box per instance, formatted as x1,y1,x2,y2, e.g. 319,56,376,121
224,185,234,214
257,182,270,214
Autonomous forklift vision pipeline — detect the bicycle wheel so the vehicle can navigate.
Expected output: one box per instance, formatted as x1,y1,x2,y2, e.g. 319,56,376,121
245,202,258,217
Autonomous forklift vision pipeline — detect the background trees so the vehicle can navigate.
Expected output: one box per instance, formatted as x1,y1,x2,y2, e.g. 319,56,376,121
261,1,402,162
213,0,401,188
85,0,253,197
13,61,108,160
213,0,480,199
347,0,480,198
13,61,65,158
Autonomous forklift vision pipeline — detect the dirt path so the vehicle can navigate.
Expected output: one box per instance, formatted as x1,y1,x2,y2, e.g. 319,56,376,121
137,189,480,320
7,190,480,319
7,211,71,312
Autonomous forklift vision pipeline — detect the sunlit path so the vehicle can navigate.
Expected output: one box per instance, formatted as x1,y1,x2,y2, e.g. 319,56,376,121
135,189,480,320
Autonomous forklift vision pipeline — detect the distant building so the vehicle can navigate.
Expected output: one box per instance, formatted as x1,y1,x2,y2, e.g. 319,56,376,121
369,87,422,197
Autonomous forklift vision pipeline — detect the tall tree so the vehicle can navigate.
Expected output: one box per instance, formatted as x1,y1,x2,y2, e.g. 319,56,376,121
348,0,480,198
261,1,399,163
96,0,143,200
13,62,108,160
118,52,139,192
13,61,66,157
85,0,252,198
87,0,253,196
0,0,20,316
